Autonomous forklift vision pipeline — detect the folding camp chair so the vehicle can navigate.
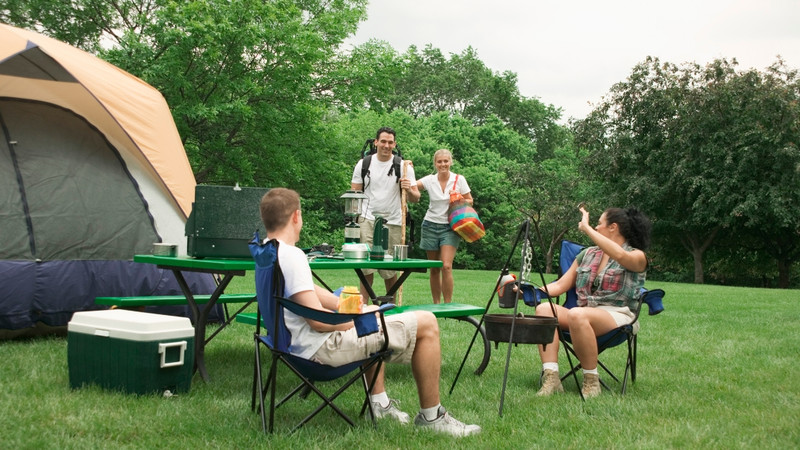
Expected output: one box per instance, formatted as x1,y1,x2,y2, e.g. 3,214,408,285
249,237,395,433
555,239,665,394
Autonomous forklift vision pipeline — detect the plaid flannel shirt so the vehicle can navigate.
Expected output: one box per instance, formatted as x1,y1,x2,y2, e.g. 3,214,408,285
574,243,646,310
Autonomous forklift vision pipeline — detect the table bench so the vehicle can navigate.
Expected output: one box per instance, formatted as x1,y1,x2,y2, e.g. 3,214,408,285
96,293,256,345
236,302,491,375
95,293,256,307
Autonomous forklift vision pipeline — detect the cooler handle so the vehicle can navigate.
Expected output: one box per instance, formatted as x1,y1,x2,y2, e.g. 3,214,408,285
158,341,187,368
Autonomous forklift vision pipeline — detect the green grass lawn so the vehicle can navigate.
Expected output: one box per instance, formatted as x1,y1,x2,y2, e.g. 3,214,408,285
1,269,799,449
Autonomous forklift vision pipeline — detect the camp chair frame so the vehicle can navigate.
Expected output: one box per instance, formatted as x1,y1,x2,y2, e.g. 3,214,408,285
250,237,395,433
559,288,665,394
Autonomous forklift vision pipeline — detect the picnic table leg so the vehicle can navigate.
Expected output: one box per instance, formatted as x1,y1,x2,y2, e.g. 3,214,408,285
383,269,413,298
172,270,235,382
374,269,419,305
353,269,379,304
311,271,333,292
452,316,491,375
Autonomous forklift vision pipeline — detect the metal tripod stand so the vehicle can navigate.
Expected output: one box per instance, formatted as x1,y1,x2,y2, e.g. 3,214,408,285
449,219,582,415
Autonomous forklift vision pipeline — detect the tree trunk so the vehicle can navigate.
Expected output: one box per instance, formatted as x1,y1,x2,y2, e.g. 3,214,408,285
680,227,720,284
777,258,790,289
545,227,569,275
692,250,705,284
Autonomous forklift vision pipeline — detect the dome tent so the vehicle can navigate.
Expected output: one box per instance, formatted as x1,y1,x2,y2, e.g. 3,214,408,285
0,24,215,337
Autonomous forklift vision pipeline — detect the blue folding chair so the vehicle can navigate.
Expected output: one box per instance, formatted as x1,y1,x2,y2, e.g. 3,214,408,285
556,239,665,394
249,236,395,433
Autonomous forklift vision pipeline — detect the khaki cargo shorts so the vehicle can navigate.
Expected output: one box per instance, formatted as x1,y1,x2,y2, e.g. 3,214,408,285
311,312,417,366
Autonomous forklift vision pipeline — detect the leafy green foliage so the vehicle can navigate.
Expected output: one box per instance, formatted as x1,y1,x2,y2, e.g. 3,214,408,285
333,43,566,157
6,3,799,285
574,56,800,286
4,0,368,189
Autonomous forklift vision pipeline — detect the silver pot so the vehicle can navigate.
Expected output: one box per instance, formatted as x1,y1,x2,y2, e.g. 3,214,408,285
153,243,177,257
342,243,370,260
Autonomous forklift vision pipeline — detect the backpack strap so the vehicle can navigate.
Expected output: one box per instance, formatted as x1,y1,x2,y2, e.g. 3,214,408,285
388,154,402,183
361,153,403,190
361,154,372,187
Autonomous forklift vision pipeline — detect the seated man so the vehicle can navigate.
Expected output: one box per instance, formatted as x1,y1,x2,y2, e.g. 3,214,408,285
259,188,480,437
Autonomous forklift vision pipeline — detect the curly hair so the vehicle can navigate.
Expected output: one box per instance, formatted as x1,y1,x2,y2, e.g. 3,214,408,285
604,207,652,251
375,126,396,140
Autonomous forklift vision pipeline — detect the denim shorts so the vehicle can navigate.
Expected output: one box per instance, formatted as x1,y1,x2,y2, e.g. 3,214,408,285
420,220,461,251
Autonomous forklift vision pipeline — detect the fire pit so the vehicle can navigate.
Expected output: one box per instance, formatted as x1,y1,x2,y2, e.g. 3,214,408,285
484,314,557,345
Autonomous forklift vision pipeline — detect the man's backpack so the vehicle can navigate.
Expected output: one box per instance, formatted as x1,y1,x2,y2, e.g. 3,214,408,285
359,138,403,190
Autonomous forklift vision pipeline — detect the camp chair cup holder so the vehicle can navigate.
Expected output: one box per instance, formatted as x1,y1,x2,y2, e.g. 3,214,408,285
497,281,543,308
484,313,557,345
643,292,664,315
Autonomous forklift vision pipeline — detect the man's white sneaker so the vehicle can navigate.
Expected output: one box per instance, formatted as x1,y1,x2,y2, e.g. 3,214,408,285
413,406,481,437
370,399,410,424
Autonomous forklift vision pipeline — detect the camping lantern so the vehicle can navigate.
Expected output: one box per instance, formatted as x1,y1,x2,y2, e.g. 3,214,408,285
340,190,368,244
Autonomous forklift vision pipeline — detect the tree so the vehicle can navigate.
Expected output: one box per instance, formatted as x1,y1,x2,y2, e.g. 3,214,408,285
575,58,734,283
325,39,400,113
2,2,593,273
505,138,589,274
2,0,369,188
334,43,568,160
574,57,800,286
711,61,800,287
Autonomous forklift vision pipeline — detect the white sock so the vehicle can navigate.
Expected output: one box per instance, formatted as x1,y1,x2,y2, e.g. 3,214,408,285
420,404,442,421
582,368,599,375
370,392,389,408
543,362,559,372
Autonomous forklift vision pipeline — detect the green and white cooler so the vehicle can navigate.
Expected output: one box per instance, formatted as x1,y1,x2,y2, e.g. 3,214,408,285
68,309,194,395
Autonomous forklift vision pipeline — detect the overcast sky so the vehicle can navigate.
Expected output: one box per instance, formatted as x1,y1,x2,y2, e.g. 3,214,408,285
345,0,800,122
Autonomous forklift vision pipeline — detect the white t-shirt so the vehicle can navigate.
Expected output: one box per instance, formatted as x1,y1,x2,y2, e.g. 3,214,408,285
275,239,332,359
351,155,416,226
419,173,471,224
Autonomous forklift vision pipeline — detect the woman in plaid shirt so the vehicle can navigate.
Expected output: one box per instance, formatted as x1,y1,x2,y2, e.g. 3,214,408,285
533,204,652,398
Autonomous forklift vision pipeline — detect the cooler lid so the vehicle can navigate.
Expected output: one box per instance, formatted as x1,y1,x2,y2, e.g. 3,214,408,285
68,310,194,341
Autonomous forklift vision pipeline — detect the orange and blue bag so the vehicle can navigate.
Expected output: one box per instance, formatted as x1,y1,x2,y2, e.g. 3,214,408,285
447,175,485,243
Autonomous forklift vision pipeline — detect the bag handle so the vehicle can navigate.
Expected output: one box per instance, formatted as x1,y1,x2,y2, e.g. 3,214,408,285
449,174,462,204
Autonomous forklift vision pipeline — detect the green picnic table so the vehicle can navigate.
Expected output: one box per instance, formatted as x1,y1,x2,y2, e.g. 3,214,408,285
132,254,444,381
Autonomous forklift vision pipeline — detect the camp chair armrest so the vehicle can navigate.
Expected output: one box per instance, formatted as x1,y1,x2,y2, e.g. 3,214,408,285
276,297,393,324
278,297,391,340
375,303,396,314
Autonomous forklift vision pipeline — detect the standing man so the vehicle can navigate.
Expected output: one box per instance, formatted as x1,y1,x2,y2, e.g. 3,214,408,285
351,127,420,301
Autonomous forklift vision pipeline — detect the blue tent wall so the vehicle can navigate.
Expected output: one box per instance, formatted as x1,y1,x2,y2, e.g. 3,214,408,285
0,260,215,332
